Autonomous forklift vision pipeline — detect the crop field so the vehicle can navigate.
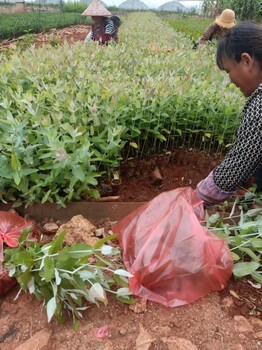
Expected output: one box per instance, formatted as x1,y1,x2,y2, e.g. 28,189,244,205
0,12,91,39
0,12,244,206
162,14,213,40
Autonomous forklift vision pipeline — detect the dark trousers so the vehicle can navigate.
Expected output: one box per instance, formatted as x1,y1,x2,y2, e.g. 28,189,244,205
254,166,262,192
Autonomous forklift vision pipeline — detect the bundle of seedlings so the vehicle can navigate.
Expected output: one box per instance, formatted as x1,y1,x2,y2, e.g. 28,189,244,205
2,215,134,328
205,191,262,286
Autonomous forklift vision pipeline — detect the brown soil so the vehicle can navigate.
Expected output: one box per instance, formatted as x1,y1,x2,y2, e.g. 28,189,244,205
0,25,90,51
108,149,220,202
0,27,261,350
33,25,90,47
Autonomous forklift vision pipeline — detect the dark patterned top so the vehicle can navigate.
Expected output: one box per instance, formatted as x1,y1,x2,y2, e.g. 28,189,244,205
213,83,262,191
200,23,229,44
90,19,117,41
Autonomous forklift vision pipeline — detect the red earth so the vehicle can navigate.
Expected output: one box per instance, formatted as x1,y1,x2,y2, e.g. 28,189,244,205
0,25,90,51
102,148,221,201
0,27,261,350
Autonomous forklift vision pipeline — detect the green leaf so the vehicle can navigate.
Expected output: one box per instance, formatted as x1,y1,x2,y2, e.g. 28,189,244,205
72,165,85,182
12,251,34,267
48,230,66,255
73,274,90,291
251,239,262,253
114,274,129,288
67,244,93,259
0,118,13,126
28,276,35,294
11,153,22,185
246,208,262,217
56,246,70,262
39,285,53,303
44,257,55,282
85,176,98,186
18,269,31,290
251,271,262,285
101,245,119,256
239,247,260,262
47,297,57,322
130,142,138,148
233,262,260,278
56,258,78,270
116,287,132,297
231,252,241,261
114,269,133,278
89,283,107,304
73,319,79,331
208,213,220,224
18,226,33,243
79,270,95,282
55,269,61,285
41,190,51,204
116,295,136,305
93,233,118,249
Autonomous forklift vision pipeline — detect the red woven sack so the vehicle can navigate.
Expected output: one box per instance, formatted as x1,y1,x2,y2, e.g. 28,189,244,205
113,187,233,307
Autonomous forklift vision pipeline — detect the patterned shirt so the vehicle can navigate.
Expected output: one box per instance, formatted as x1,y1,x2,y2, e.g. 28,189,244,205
90,19,117,41
213,83,262,191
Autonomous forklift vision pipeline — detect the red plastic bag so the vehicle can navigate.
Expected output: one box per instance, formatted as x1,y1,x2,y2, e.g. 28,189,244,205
0,268,17,296
113,187,233,307
0,211,39,296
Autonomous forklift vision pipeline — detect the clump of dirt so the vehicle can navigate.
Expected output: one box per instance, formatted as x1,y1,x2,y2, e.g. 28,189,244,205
54,214,98,245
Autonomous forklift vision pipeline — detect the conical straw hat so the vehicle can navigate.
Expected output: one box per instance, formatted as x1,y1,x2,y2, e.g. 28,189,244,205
82,0,112,16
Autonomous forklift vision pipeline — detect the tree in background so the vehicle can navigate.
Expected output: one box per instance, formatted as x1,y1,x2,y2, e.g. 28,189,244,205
202,0,262,21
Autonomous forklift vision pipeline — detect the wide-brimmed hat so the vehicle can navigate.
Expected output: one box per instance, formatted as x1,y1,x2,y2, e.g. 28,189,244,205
215,9,236,29
82,0,112,17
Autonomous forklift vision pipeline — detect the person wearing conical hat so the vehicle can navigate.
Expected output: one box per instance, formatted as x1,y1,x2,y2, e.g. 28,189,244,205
199,9,236,45
83,0,122,45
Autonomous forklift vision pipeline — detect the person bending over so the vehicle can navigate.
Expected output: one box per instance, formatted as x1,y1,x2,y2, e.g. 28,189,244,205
199,9,236,46
197,21,262,206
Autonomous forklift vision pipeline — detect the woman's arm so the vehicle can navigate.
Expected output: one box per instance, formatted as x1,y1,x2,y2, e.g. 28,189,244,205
196,170,234,206
199,23,216,45
197,92,262,206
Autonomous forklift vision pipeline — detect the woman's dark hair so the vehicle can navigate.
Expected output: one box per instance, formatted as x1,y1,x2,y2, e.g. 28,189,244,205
111,16,122,28
216,21,262,70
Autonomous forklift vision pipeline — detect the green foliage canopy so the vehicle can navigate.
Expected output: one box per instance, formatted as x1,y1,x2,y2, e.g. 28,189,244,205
202,0,262,21
0,13,244,206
